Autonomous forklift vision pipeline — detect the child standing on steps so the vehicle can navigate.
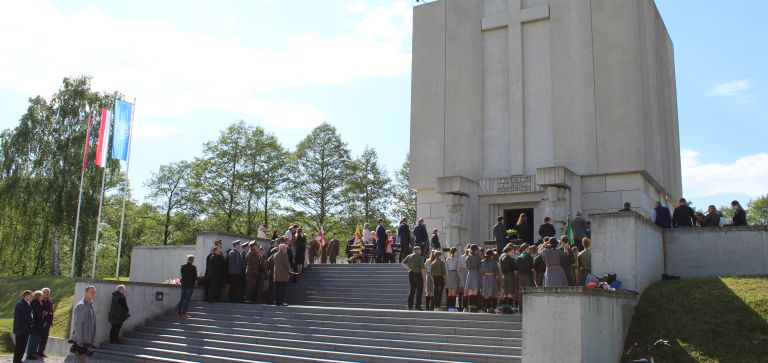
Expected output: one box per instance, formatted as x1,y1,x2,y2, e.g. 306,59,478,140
464,244,482,312
481,249,501,313
444,247,460,311
424,251,435,311
431,251,446,311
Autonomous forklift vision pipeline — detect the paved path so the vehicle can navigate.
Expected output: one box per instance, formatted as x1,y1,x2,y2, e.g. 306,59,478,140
0,355,114,363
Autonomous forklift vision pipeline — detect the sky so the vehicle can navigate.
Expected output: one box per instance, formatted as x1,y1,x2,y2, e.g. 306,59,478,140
0,0,766,210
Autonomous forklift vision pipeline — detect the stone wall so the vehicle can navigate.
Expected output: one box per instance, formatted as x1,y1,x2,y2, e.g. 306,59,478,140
522,287,637,363
129,245,195,283
591,211,664,293
664,226,768,278
72,279,204,347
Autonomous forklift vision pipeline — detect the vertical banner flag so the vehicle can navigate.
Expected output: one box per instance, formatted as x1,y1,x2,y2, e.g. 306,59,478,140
319,224,326,247
82,113,94,171
112,100,133,161
564,220,574,246
95,108,112,167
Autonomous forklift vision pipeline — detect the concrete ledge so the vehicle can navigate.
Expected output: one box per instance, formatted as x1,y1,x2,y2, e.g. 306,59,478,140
10,334,72,357
521,286,638,299
522,288,637,363
664,226,768,278
72,280,204,347
591,211,664,292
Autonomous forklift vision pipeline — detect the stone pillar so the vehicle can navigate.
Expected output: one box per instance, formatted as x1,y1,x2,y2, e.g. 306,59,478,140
540,185,570,234
442,194,469,250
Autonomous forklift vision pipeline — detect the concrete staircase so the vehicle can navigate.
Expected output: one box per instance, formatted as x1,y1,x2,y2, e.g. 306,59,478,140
95,263,523,363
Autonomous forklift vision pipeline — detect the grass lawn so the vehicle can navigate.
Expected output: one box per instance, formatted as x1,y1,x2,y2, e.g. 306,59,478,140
624,276,768,363
0,276,75,353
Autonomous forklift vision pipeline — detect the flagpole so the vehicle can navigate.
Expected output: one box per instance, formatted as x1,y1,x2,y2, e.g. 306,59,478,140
71,113,93,277
92,165,108,278
115,98,136,278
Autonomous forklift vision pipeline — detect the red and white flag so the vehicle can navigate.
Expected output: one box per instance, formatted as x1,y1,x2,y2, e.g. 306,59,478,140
81,113,94,171
319,224,326,247
95,107,111,168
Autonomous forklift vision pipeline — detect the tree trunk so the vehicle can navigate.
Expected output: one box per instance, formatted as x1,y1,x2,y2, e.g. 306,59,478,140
164,207,171,245
262,190,270,226
52,224,62,276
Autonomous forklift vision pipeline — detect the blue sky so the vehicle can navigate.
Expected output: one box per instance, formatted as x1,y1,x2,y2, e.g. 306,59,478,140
0,0,766,210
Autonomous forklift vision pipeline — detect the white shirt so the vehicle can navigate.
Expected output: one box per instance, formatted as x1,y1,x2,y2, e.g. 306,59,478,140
284,229,293,240
446,256,461,271
362,229,371,243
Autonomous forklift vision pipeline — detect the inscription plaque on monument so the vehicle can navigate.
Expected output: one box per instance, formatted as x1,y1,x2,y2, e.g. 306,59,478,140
497,175,533,193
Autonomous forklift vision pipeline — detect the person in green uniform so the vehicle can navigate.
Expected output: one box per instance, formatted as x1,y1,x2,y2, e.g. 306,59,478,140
401,246,425,310
430,251,446,310
577,237,592,286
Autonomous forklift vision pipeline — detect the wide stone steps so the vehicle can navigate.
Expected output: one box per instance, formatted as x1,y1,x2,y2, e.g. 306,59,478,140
94,264,523,362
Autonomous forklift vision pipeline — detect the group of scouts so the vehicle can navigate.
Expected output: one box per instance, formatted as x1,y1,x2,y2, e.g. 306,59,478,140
203,239,277,305
401,235,592,314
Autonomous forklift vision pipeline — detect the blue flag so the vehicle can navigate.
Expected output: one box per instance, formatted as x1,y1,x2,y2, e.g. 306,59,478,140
112,100,133,161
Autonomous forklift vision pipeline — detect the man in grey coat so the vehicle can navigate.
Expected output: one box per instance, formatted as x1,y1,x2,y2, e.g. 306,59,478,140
71,285,97,363
570,211,587,251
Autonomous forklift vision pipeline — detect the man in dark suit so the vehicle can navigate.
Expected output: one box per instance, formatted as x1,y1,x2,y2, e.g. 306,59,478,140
376,218,387,263
672,198,696,227
398,218,412,263
412,218,429,254
178,255,198,318
13,290,34,363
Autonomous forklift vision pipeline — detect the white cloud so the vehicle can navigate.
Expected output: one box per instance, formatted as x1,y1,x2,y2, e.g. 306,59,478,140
681,149,768,198
707,80,753,103
132,122,183,139
0,0,412,129
348,0,368,13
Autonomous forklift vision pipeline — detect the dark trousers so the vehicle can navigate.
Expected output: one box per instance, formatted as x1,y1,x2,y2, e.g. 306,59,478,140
246,274,261,303
207,278,222,302
384,253,395,263
433,276,445,308
110,323,123,342
275,282,287,305
407,272,424,310
330,256,337,264
376,243,386,263
177,287,194,315
14,333,28,363
39,326,50,353
228,274,245,303
26,333,40,357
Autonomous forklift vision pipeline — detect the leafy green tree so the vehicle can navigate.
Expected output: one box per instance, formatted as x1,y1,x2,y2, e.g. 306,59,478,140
291,122,351,229
0,76,122,276
145,160,193,245
747,195,767,225
190,122,250,233
342,146,391,222
391,154,416,223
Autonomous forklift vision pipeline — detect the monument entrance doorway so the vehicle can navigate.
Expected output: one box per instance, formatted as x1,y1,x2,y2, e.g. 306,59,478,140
504,207,534,244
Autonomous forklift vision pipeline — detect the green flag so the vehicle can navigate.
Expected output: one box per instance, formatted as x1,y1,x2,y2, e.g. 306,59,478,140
564,220,574,246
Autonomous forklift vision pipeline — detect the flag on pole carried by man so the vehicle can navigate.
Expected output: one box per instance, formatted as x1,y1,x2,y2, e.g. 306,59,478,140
319,224,326,247
564,219,574,246
95,108,111,167
112,100,133,161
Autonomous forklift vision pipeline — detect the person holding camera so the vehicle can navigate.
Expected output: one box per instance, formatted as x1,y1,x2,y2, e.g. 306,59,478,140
71,285,97,363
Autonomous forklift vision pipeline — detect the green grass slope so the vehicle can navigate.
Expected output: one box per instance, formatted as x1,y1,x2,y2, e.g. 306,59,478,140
625,276,768,363
0,276,75,353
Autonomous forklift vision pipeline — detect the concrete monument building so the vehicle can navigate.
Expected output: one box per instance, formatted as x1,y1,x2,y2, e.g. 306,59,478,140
410,0,682,248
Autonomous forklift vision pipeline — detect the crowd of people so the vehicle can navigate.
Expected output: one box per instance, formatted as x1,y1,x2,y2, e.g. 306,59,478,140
401,230,592,314
649,198,748,228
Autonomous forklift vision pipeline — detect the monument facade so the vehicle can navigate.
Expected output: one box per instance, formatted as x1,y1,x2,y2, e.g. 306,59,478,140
410,0,682,246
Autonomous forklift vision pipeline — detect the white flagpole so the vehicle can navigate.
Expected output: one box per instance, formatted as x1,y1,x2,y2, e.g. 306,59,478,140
71,112,92,277
91,165,108,278
115,98,136,278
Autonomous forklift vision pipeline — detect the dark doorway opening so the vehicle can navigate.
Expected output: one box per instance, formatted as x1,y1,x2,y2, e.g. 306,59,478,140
504,208,534,244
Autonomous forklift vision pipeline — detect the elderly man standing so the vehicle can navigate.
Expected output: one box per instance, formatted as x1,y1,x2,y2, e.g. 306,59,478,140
71,285,97,363
228,240,245,303
273,243,294,306
108,285,130,343
245,241,263,304
13,290,34,363
38,287,54,358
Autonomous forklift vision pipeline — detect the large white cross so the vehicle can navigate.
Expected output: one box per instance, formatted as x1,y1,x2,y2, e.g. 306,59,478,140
481,0,550,175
